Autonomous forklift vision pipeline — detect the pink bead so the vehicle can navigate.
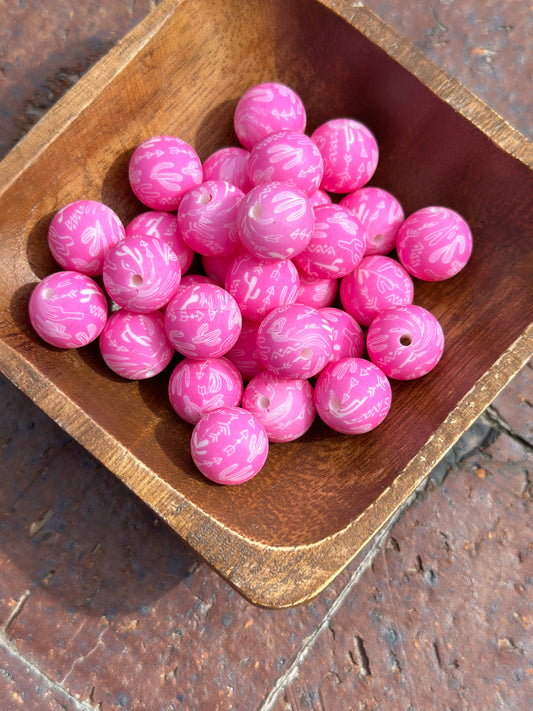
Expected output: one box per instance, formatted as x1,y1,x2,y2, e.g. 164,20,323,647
308,189,332,208
396,206,473,281
366,304,445,380
128,135,203,211
248,129,324,197
311,118,379,193
320,307,365,362
202,146,252,193
99,309,174,379
340,255,414,327
314,357,392,434
295,267,338,308
190,406,269,485
102,235,181,313
177,180,244,256
201,251,242,286
242,370,316,442
164,282,242,359
47,200,125,276
256,303,333,379
294,203,366,278
126,210,194,274
168,357,243,424
225,318,263,382
340,186,404,256
28,271,108,349
224,251,300,322
234,82,306,151
179,273,217,288
236,182,314,260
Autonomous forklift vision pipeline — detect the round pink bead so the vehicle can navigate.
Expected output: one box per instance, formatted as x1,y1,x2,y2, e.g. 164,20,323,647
164,282,242,359
308,189,332,208
236,182,314,260
179,274,217,288
99,309,174,379
320,307,365,362
242,370,316,442
102,235,181,313
366,304,445,380
191,406,269,485
294,203,366,278
28,271,108,349
234,82,306,151
314,357,392,434
128,135,203,211
248,129,324,197
47,200,125,276
202,146,252,193
396,206,473,281
295,267,338,308
224,251,300,322
340,255,414,327
168,356,243,424
256,303,333,379
225,318,263,382
177,180,244,257
311,118,379,193
126,210,194,274
340,186,404,256
201,250,243,286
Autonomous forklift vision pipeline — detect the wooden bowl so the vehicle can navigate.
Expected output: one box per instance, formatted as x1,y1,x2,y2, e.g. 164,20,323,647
0,0,531,608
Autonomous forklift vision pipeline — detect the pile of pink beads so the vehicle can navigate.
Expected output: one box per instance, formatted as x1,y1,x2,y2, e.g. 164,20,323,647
28,81,473,486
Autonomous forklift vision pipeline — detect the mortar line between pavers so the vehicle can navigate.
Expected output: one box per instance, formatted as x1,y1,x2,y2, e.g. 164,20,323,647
483,407,533,454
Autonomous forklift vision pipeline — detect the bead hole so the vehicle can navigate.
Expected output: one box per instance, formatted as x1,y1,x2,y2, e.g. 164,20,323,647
249,204,263,219
258,396,270,410
131,274,143,288
373,233,384,246
330,396,342,413
400,334,412,346
199,193,212,205
42,287,55,300
300,347,313,360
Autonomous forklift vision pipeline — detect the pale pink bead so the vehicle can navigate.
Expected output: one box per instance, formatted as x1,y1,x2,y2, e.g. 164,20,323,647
320,307,365,362
314,357,392,434
164,282,242,359
256,303,333,379
295,267,338,308
248,130,324,197
99,309,174,379
234,82,306,151
308,189,332,208
225,318,263,382
102,235,181,313
242,370,316,442
340,255,414,327
311,118,379,193
191,406,269,485
126,210,194,274
168,357,243,424
128,135,202,211
202,146,252,193
201,251,242,286
294,203,366,278
177,180,244,257
28,271,108,349
340,186,404,255
366,304,445,380
47,200,125,276
396,206,473,281
224,251,300,322
236,182,314,260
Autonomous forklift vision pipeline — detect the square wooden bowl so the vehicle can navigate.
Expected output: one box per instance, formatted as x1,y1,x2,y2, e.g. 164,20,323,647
0,0,531,608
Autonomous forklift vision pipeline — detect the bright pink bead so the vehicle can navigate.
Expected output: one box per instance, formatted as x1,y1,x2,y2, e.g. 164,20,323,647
179,274,217,288
128,135,202,211
102,235,181,313
242,370,316,442
190,406,269,485
366,304,445,380
311,118,379,193
201,250,243,286
99,309,174,379
126,210,194,274
28,271,108,349
340,255,414,327
47,200,125,276
224,251,300,322
314,357,392,434
340,186,404,255
308,189,332,208
202,146,252,193
248,129,324,197
177,180,244,257
236,182,314,260
168,357,243,424
396,206,473,281
234,82,306,151
294,203,366,278
295,267,338,308
164,282,242,359
225,318,263,382
256,303,333,379
320,307,365,362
